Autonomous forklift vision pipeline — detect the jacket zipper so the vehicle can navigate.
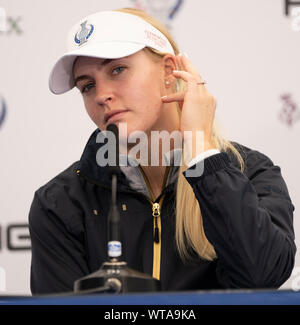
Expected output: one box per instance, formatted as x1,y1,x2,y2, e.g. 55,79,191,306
151,195,165,280
138,166,170,281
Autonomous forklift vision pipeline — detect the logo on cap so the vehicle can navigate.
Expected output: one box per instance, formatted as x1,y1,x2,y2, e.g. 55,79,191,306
74,20,94,46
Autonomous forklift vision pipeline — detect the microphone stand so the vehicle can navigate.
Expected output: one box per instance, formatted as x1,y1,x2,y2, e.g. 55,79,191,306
74,124,160,294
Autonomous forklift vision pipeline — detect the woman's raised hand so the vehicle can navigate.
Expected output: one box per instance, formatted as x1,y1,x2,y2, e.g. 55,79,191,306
162,53,217,156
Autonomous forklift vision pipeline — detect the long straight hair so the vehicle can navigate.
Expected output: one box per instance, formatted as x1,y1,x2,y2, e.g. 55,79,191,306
115,8,245,261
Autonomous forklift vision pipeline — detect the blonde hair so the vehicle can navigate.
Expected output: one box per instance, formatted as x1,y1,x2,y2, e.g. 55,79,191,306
115,8,245,261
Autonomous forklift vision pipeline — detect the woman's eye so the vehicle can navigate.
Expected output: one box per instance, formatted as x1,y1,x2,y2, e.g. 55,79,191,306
81,83,94,93
112,66,125,75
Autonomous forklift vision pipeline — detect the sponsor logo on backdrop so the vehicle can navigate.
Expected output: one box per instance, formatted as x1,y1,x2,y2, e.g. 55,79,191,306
0,6,23,35
279,93,300,127
129,0,184,28
283,0,300,30
284,0,300,15
0,224,31,251
0,95,7,131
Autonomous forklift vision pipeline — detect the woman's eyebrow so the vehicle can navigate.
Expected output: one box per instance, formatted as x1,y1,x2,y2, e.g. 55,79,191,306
74,58,125,86
74,75,92,87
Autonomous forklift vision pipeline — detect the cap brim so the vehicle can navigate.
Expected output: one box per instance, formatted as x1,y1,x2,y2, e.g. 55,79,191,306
49,42,146,94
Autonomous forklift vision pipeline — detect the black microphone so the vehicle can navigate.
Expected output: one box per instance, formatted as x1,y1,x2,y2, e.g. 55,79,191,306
74,123,160,294
106,123,122,262
106,123,121,177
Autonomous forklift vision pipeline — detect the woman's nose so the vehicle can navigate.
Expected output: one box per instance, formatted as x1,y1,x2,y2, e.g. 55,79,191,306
94,85,114,106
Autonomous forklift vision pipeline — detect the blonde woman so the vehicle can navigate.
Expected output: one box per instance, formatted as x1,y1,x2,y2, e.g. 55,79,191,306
29,8,296,294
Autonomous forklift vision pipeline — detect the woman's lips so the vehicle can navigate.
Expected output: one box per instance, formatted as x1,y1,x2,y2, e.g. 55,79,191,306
106,110,129,124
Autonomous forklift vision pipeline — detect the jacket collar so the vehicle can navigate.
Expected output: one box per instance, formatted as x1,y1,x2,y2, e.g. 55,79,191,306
79,129,180,197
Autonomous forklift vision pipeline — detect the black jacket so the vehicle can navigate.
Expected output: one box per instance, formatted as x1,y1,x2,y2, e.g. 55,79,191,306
29,129,296,294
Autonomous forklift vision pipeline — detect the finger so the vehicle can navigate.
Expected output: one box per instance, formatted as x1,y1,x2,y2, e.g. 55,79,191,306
172,70,207,92
172,70,196,83
175,55,182,71
162,93,184,111
161,92,185,103
176,54,207,90
177,53,200,76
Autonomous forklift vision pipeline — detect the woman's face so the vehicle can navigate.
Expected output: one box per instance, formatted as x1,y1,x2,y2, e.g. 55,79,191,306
73,50,177,138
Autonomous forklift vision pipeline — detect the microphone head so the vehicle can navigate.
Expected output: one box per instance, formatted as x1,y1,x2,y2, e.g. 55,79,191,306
106,123,119,137
106,123,121,176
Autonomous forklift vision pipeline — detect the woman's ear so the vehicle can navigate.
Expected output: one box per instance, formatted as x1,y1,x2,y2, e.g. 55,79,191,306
162,54,177,87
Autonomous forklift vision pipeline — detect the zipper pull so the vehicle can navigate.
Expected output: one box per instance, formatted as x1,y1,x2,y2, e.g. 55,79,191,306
152,203,160,243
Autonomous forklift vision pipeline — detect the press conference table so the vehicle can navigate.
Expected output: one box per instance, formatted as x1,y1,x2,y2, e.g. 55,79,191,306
1,289,300,305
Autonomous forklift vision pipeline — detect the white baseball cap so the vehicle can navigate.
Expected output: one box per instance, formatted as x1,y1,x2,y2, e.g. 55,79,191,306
49,11,175,94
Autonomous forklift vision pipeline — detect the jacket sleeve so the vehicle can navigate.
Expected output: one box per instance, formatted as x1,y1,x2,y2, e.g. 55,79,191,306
28,189,90,295
183,150,296,289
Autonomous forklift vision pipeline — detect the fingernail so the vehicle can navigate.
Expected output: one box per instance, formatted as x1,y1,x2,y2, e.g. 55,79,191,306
183,52,189,58
161,95,167,99
173,70,179,73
